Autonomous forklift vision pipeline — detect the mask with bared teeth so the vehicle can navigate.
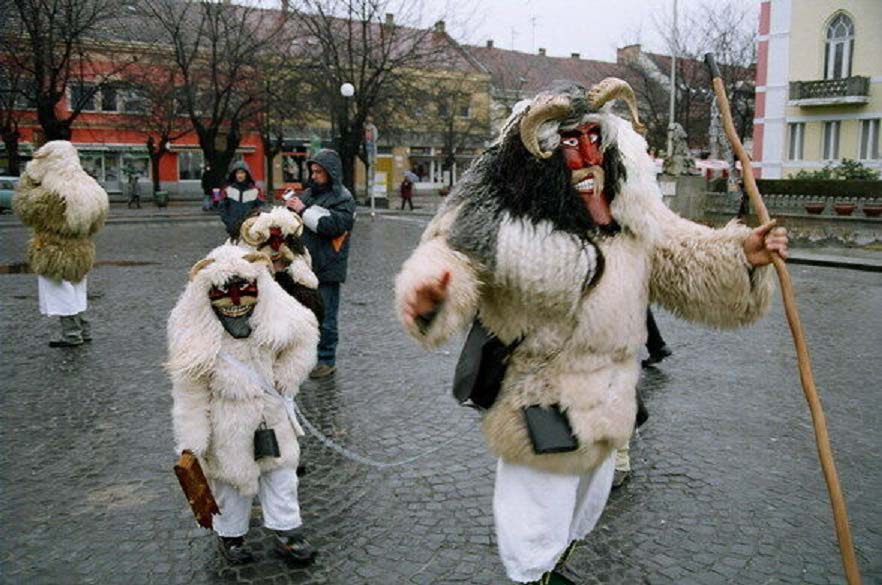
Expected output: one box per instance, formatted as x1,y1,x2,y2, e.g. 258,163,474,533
209,277,259,338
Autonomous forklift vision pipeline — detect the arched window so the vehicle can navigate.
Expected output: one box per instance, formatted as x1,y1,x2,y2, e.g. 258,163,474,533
824,13,854,80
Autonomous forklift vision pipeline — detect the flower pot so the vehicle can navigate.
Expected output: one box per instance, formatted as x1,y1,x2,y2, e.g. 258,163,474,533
833,203,856,216
862,204,882,218
804,202,826,215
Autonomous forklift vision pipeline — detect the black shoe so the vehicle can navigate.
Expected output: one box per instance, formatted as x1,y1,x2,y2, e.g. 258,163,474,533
274,528,317,565
296,463,308,477
49,338,84,348
642,344,672,367
528,571,576,585
218,536,255,565
309,364,336,379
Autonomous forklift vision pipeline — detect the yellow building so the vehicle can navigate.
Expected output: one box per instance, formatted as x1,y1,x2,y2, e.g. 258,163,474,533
754,0,882,178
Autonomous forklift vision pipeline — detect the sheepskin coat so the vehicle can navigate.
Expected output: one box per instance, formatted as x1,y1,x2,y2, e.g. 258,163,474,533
13,141,108,282
233,206,319,290
167,245,319,496
395,114,774,475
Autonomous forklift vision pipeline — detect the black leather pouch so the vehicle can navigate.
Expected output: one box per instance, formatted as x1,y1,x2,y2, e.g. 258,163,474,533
452,320,520,410
254,422,281,460
523,404,579,454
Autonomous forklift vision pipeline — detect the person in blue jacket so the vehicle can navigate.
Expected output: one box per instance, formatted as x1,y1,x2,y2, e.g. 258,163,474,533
285,149,356,378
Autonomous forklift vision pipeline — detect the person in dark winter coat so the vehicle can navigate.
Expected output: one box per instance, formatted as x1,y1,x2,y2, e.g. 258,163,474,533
400,177,414,210
219,160,265,238
284,149,356,379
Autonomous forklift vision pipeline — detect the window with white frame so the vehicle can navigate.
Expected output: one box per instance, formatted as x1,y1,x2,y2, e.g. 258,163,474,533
70,82,98,111
787,122,805,161
859,119,880,160
178,151,204,181
823,121,841,160
824,13,854,80
69,82,121,112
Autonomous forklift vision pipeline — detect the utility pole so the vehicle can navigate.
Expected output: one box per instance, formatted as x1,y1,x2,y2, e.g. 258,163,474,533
530,16,537,52
666,0,678,160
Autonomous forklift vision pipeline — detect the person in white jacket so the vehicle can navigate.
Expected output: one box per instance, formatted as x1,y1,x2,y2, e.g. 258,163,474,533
167,245,319,565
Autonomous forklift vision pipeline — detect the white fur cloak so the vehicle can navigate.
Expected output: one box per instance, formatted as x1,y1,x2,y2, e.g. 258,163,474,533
395,114,774,475
167,245,319,495
13,141,109,282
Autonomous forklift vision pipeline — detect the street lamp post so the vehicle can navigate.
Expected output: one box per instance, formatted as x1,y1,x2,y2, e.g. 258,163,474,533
666,0,678,162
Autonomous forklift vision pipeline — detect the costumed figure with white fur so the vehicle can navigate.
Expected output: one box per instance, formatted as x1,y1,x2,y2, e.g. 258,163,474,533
228,205,324,323
13,140,108,347
395,79,789,584
167,245,320,565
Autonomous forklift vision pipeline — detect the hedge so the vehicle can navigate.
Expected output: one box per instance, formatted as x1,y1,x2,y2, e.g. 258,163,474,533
709,178,882,197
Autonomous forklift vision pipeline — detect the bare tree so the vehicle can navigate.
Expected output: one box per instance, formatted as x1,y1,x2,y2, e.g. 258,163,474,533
116,63,191,195
417,72,490,186
291,0,451,193
1,0,137,141
139,0,292,194
251,65,307,194
0,60,34,175
622,0,756,153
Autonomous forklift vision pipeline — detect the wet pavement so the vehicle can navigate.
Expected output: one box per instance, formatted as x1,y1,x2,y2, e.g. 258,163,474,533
1,214,880,584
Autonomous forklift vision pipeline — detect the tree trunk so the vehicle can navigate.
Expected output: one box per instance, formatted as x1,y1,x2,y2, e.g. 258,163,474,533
147,136,162,194
2,129,21,176
36,99,72,142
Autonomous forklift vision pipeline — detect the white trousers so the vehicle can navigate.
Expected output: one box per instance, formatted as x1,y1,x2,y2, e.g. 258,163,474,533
210,466,302,538
38,275,87,316
493,452,615,583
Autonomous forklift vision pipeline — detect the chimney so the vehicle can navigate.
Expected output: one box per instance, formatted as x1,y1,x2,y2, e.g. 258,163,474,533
486,39,494,48
616,44,641,64
385,13,394,26
570,52,580,59
538,48,546,56
434,20,445,34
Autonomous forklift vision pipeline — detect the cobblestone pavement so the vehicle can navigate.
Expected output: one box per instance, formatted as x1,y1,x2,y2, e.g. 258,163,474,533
1,214,880,585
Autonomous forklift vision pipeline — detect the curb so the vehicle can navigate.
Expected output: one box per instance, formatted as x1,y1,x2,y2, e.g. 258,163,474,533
787,255,882,273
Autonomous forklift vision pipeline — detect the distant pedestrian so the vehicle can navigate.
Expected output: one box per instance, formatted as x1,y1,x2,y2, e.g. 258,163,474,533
13,141,109,347
126,169,141,209
284,149,356,379
400,176,414,210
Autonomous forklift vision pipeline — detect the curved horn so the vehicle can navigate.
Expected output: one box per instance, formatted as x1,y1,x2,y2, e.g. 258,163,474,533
587,77,646,135
519,94,572,159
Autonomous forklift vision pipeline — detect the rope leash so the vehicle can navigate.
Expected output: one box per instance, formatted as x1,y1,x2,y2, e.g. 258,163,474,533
219,351,471,469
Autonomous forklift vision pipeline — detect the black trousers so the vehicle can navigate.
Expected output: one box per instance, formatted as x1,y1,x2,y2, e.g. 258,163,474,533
400,197,413,210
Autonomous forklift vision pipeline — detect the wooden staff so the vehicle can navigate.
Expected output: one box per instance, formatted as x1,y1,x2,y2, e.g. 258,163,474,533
703,53,861,584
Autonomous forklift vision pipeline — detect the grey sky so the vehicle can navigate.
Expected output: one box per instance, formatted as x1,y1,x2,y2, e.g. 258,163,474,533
453,0,762,62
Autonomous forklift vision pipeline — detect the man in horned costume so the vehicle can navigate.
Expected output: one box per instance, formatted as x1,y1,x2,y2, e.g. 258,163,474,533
13,141,108,347
168,245,320,565
395,79,788,583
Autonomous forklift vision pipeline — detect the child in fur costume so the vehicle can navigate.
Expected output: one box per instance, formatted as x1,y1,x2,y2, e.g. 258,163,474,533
167,245,319,565
395,79,788,584
13,141,108,347
229,205,324,323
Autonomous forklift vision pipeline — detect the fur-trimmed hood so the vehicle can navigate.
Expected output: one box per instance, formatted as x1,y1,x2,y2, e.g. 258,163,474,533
167,244,316,381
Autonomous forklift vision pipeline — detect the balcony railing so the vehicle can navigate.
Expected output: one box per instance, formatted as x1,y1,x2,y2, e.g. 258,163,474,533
788,76,870,107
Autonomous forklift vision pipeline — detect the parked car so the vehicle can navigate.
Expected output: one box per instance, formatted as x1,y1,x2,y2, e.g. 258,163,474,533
0,176,19,214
